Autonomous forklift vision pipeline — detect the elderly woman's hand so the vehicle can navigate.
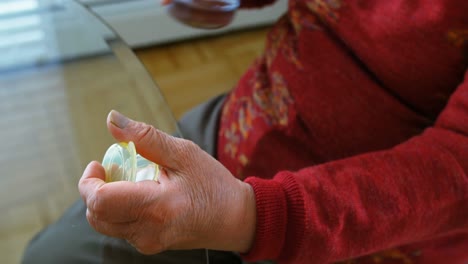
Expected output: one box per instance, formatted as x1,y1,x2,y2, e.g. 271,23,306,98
78,110,256,255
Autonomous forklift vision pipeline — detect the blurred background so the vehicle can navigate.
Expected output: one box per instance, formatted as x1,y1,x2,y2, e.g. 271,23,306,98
0,0,285,263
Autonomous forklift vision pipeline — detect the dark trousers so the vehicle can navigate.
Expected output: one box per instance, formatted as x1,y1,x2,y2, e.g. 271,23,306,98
22,94,253,264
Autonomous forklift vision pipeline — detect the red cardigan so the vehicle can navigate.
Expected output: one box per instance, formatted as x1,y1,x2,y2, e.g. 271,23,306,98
217,0,468,263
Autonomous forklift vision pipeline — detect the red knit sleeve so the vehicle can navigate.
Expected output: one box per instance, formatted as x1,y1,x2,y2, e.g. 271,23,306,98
242,70,468,263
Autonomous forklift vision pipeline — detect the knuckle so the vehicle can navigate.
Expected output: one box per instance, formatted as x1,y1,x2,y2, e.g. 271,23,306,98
126,225,142,247
184,140,199,151
87,211,106,234
86,195,98,215
127,225,165,255
134,123,156,145
88,187,108,219
179,140,200,158
86,210,95,226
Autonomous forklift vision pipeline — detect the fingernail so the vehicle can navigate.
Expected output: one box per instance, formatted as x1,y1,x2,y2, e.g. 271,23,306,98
109,110,130,129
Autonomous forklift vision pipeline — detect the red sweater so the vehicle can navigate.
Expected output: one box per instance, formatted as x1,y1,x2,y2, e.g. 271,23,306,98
217,0,468,263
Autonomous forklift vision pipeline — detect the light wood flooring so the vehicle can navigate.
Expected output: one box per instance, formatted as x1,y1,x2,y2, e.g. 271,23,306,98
0,26,268,264
137,27,269,119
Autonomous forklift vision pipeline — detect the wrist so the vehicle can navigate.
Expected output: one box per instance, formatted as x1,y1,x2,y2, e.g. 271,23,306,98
235,181,256,253
208,180,256,253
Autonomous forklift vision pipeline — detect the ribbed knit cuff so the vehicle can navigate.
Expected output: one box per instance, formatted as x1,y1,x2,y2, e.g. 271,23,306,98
241,177,288,261
242,172,306,262
274,172,306,262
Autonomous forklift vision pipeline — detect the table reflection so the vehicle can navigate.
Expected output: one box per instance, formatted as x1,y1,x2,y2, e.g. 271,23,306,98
0,1,184,262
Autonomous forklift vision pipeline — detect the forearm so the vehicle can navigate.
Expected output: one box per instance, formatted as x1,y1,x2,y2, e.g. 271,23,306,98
242,71,468,263
244,128,468,263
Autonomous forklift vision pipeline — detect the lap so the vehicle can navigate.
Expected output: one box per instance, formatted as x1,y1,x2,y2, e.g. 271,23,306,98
177,93,225,155
23,199,240,264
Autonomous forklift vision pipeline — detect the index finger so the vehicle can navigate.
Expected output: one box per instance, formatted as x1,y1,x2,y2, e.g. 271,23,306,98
78,161,106,206
78,161,163,223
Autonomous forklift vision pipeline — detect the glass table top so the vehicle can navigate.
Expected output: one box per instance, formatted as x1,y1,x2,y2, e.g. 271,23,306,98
0,1,182,262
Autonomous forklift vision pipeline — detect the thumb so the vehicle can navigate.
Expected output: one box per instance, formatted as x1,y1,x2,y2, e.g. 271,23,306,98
106,110,185,168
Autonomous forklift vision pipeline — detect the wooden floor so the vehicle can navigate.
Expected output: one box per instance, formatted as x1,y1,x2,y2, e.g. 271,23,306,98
137,27,268,118
0,27,268,264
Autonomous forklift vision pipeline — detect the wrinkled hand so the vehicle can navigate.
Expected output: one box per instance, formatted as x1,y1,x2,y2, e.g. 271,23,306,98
78,110,256,255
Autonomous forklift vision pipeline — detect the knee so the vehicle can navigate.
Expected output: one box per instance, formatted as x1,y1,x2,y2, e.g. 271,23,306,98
22,227,60,264
22,200,99,263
